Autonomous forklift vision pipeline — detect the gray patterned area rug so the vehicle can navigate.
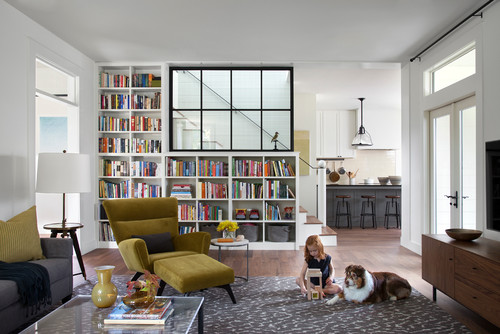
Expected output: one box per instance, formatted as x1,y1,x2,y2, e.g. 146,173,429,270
73,275,471,334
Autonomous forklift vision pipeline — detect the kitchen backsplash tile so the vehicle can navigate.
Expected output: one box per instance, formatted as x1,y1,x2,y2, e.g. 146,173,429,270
324,150,401,185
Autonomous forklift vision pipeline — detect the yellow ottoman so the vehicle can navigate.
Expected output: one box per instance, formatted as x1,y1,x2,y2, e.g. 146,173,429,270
154,254,236,303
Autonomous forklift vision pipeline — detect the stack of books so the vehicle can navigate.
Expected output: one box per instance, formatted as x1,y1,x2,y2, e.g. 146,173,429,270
170,184,192,199
104,297,173,325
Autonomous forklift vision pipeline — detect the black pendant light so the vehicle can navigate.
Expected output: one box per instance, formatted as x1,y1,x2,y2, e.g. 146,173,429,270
352,97,373,146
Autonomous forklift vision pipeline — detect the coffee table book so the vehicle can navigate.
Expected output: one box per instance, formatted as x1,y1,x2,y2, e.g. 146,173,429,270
104,297,172,325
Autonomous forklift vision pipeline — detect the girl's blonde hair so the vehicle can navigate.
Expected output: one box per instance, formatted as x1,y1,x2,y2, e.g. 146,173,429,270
304,235,326,262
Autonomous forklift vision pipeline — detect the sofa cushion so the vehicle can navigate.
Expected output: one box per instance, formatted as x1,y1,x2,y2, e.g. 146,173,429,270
131,232,174,254
0,206,44,263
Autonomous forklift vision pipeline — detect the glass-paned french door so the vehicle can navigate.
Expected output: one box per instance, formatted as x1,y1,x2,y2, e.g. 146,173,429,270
429,95,476,234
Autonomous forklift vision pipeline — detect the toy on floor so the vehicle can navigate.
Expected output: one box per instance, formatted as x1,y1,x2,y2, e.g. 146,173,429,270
305,268,323,300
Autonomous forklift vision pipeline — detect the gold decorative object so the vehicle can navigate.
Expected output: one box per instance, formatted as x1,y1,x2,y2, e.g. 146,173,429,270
91,265,118,308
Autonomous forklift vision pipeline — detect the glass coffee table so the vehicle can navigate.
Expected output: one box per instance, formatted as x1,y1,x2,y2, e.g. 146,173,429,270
20,295,204,333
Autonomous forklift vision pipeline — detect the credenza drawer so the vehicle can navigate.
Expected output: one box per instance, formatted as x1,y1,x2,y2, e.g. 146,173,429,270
454,248,500,292
455,280,500,328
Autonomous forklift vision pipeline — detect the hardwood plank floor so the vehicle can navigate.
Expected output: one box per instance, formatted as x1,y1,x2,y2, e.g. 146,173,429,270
74,228,498,334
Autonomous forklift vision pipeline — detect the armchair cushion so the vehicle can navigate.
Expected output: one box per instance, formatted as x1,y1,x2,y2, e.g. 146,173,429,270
112,217,178,244
132,232,174,254
0,206,44,263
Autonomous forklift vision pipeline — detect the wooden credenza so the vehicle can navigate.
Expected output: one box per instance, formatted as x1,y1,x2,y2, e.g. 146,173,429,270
422,234,500,328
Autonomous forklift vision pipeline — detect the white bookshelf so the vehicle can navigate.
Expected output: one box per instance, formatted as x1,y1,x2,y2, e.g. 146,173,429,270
96,64,299,250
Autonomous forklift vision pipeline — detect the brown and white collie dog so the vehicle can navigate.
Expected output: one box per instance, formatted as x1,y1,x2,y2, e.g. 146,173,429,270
326,264,412,305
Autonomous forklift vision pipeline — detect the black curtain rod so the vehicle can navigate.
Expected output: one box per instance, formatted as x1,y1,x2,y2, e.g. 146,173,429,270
410,0,495,62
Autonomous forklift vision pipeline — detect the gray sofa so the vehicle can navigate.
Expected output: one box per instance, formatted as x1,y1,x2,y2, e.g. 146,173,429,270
0,238,73,333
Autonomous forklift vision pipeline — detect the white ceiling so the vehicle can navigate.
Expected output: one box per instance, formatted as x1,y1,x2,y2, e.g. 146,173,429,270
5,0,486,111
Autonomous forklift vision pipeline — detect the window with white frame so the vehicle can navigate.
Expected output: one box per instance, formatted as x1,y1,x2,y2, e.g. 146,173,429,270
425,43,476,95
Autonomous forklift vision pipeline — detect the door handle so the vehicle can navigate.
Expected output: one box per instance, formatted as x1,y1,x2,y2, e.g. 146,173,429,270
444,191,458,208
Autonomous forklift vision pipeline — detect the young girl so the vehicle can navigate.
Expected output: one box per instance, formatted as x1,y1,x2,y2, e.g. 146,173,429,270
296,235,342,296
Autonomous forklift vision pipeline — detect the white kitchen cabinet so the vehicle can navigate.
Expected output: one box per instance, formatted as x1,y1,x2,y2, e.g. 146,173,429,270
318,110,356,158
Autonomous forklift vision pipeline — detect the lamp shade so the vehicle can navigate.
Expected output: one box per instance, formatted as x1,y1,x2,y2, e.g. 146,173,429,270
36,152,91,193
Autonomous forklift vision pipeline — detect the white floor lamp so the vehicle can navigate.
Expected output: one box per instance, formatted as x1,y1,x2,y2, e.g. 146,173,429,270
36,151,91,228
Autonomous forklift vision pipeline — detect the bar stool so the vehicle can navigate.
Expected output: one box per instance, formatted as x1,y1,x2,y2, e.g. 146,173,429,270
335,195,352,229
384,195,401,229
360,195,377,229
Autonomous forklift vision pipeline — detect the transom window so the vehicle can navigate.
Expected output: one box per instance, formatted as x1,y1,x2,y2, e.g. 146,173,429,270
169,67,293,151
425,43,476,94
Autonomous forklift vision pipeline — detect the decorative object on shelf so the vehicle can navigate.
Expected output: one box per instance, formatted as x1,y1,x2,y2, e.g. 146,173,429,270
91,265,118,308
36,151,91,229
249,209,260,220
123,270,161,309
445,228,482,241
352,97,373,147
283,207,294,220
217,220,239,240
235,209,247,220
271,131,279,150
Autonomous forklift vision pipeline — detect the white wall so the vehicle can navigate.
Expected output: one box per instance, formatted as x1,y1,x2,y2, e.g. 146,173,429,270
0,1,96,253
401,0,500,253
294,93,317,215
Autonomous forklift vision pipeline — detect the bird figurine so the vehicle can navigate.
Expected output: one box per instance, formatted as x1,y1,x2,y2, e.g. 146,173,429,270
271,131,279,150
271,131,279,143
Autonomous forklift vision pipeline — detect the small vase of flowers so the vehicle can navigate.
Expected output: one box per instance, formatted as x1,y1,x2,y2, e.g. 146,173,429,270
122,270,161,309
217,220,239,239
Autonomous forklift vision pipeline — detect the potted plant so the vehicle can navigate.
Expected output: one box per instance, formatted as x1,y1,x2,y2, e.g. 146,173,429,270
123,270,161,308
217,220,239,239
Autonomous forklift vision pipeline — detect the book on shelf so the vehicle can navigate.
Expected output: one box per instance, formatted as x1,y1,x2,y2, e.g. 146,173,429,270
104,298,173,325
171,184,193,199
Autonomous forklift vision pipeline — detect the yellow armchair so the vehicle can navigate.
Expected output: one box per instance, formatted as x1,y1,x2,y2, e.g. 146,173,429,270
102,197,211,280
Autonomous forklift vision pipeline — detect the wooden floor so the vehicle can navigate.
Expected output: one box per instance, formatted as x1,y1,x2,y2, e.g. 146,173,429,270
75,228,498,334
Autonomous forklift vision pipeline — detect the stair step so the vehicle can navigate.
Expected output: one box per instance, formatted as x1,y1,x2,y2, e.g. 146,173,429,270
305,215,323,224
299,206,308,213
320,226,337,236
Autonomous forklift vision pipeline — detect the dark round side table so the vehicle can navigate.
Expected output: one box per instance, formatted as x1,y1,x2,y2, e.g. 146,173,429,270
43,222,86,280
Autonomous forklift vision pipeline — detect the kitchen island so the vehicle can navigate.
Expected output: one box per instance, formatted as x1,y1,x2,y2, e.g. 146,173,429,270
326,184,401,228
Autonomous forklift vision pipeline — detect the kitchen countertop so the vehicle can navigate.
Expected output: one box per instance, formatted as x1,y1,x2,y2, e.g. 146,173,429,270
327,184,401,188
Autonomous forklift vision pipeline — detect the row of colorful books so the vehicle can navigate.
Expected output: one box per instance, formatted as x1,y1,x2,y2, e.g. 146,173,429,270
99,93,161,110
98,115,130,132
98,138,162,154
166,158,196,176
231,180,263,199
178,204,196,220
198,204,223,221
266,180,294,199
198,160,228,176
232,158,263,177
197,181,228,199
99,180,162,198
179,225,196,235
170,184,192,199
100,223,115,242
99,159,130,177
264,159,295,177
99,72,129,88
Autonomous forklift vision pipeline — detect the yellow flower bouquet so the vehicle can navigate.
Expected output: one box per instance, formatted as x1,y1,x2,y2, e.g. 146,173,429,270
217,220,239,232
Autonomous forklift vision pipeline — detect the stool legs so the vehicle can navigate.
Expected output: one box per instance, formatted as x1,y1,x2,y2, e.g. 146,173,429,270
360,198,377,229
335,198,352,229
384,198,400,229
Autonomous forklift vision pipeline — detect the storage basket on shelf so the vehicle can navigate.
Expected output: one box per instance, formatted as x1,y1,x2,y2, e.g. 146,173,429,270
267,225,292,242
237,223,259,242
199,224,220,239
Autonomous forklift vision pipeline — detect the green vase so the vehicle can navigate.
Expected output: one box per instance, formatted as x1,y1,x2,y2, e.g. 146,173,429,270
91,265,118,308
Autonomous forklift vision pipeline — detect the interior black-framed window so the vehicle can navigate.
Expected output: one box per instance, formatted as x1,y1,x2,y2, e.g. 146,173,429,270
169,67,293,151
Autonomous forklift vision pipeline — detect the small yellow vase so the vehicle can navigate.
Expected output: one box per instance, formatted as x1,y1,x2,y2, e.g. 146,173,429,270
91,265,118,308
